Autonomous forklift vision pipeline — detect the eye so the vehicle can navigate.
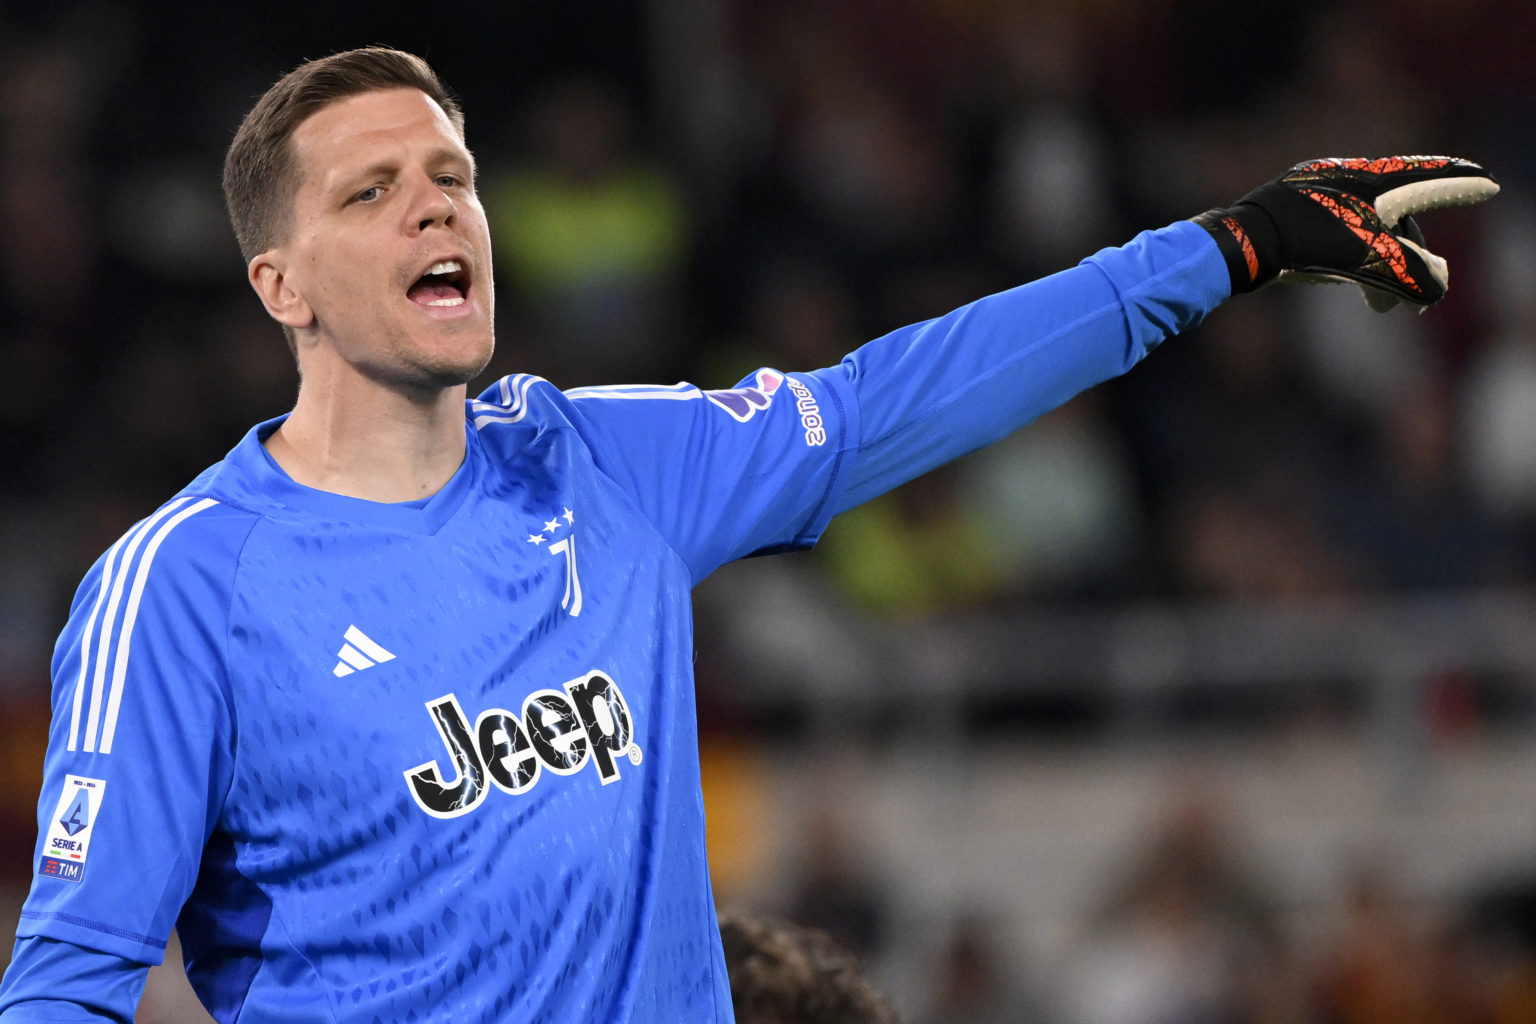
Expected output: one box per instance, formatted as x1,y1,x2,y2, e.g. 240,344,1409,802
435,174,462,189
352,185,383,204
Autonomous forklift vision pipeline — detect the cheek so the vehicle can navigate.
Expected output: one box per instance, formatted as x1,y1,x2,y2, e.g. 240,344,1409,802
463,200,493,247
309,245,391,309
289,230,335,298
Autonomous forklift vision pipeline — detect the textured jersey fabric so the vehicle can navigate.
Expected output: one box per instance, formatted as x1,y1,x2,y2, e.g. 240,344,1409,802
0,221,1229,1023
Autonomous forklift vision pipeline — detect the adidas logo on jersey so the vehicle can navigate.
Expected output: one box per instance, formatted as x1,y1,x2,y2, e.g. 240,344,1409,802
332,626,395,677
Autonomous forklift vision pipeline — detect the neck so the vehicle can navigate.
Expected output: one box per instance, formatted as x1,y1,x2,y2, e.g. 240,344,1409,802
265,371,469,503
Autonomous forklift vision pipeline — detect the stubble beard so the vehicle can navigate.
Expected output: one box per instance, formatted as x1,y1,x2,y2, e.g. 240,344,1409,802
364,322,496,394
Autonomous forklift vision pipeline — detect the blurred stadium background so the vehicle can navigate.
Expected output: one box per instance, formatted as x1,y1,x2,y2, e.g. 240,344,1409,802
3,0,1536,1020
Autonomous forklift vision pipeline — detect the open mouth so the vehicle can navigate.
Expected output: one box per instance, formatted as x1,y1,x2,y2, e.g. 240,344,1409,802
407,259,471,308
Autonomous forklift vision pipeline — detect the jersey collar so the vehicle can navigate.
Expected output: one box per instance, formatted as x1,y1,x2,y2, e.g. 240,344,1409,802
231,415,479,534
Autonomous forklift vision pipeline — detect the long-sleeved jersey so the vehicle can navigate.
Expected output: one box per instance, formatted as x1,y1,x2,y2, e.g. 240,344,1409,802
0,221,1229,1022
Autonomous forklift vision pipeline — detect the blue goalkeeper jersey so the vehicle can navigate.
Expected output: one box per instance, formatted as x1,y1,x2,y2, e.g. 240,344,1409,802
0,222,1228,1023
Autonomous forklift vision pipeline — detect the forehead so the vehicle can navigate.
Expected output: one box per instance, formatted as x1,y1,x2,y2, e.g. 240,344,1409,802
291,88,466,184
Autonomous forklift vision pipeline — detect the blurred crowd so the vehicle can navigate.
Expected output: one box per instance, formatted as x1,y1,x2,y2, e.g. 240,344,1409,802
3,0,1536,1020
760,788,1536,1024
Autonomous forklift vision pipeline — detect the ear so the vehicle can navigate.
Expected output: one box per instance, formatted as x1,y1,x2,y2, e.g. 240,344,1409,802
249,250,314,330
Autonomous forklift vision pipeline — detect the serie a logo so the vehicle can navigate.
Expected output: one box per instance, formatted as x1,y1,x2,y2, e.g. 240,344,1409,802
403,670,639,818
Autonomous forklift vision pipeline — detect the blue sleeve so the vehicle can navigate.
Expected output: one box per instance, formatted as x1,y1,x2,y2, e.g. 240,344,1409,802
834,220,1228,509
548,221,1224,581
6,497,240,970
0,936,146,1022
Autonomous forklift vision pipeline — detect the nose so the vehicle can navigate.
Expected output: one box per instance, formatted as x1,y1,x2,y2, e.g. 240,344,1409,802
408,171,456,233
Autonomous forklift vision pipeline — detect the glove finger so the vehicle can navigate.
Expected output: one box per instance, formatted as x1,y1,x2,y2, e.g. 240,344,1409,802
1283,156,1498,221
1375,173,1500,227
1281,222,1448,308
1338,231,1446,308
1398,233,1448,293
1352,216,1425,313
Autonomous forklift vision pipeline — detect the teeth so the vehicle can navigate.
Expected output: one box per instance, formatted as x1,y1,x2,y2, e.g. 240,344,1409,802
425,259,463,276
426,296,465,307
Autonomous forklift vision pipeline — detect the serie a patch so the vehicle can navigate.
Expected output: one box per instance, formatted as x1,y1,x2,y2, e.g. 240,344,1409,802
38,774,107,883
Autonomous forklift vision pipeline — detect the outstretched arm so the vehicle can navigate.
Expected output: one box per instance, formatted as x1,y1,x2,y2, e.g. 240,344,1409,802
833,220,1226,511
833,155,1497,511
552,155,1495,578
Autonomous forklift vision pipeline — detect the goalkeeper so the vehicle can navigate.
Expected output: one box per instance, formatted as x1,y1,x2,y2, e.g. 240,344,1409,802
0,44,1499,1024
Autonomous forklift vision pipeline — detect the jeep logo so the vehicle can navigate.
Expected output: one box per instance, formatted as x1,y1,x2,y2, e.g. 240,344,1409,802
403,670,639,819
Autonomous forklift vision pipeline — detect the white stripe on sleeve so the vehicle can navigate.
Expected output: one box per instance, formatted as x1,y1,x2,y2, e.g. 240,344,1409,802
98,497,219,755
67,530,135,752
563,382,701,401
81,498,193,753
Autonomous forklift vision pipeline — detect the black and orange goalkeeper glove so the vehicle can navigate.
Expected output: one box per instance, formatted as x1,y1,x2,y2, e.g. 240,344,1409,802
1193,156,1499,311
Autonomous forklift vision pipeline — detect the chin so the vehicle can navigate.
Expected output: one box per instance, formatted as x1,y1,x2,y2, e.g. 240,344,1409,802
407,329,495,389
414,352,494,390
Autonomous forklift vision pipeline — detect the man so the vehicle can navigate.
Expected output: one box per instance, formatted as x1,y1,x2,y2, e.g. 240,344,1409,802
0,46,1496,1024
